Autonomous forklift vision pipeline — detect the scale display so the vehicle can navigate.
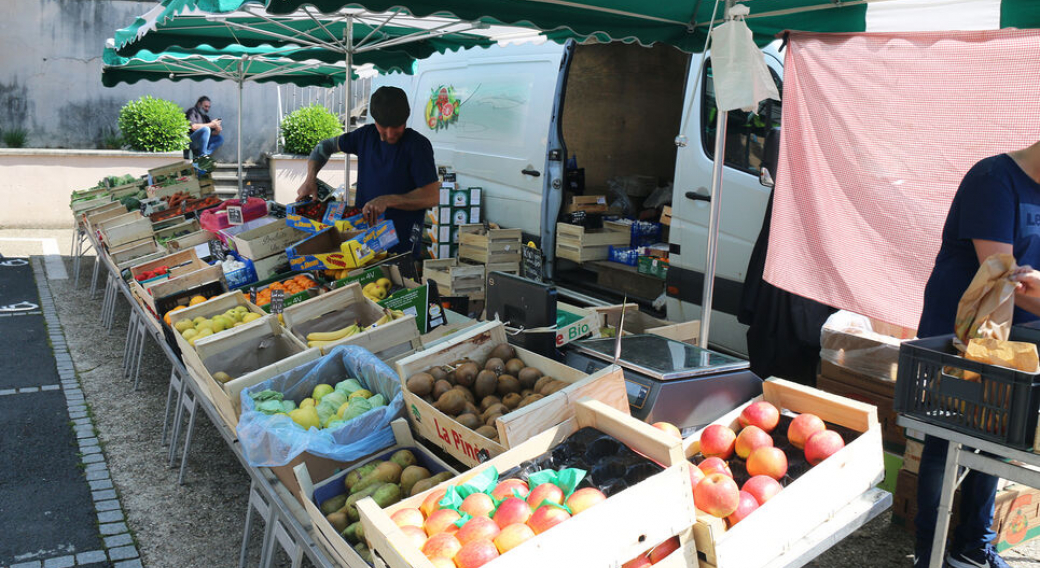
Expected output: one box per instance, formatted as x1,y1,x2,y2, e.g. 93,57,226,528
572,335,749,381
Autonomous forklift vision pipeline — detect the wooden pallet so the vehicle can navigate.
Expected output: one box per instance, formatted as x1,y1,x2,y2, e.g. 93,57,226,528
422,258,485,299
393,321,629,467
458,225,522,265
556,221,630,263
358,398,697,568
684,379,884,568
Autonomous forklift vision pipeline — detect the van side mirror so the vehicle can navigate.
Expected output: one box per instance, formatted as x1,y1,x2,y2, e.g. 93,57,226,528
759,167,775,188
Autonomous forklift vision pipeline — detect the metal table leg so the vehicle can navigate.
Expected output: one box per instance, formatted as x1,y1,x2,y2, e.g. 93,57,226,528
167,374,188,466
929,441,963,568
240,480,275,568
90,256,101,299
123,309,139,377
100,274,114,327
131,321,148,390
162,367,182,446
271,516,305,568
177,387,199,485
73,229,84,288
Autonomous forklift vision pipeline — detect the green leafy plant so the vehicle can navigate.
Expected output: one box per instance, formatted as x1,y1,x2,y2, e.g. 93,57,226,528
281,104,343,155
3,128,28,148
118,96,190,152
100,127,124,150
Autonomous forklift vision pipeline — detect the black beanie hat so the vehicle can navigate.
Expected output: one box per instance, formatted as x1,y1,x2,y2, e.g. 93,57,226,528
370,86,410,127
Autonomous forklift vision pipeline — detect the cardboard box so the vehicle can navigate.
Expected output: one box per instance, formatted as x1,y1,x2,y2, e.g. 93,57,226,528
637,255,669,280
287,223,396,271
555,301,598,347
393,321,629,467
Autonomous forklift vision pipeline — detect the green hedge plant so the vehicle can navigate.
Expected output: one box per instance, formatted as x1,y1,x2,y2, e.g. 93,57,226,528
281,104,342,155
118,96,190,152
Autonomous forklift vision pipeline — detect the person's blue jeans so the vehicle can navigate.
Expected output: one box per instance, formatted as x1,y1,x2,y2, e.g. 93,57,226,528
190,126,223,156
915,434,998,559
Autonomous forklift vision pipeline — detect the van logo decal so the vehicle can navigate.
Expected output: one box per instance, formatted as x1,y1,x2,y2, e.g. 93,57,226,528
425,85,461,130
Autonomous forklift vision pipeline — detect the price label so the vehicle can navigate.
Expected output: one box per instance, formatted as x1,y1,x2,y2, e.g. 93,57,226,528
227,205,244,225
208,239,227,261
522,245,543,282
249,287,257,305
271,289,285,314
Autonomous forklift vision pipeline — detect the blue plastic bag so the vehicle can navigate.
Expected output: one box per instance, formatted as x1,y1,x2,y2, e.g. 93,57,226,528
237,345,405,467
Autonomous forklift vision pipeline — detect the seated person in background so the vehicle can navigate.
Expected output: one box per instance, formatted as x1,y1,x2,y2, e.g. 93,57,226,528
185,96,223,158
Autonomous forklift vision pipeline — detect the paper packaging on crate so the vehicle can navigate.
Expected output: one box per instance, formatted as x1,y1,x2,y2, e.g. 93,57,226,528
357,398,698,568
555,301,598,347
683,379,884,568
282,282,421,362
236,345,406,500
820,310,913,383
393,320,629,467
294,419,461,568
287,221,397,271
198,197,267,233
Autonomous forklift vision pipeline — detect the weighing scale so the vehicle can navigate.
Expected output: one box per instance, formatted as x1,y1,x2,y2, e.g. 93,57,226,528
564,335,763,432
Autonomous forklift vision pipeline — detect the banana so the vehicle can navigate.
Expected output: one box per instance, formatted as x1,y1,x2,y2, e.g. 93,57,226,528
367,314,391,330
307,324,360,342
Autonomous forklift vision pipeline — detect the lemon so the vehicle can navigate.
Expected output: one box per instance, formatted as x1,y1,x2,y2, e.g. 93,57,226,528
181,328,198,340
300,398,316,409
189,295,207,306
288,407,320,430
312,384,334,401
174,319,194,333
242,312,262,323
349,389,372,399
213,371,233,384
376,277,392,289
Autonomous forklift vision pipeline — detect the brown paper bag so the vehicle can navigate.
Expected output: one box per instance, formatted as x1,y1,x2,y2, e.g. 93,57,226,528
954,253,1018,348
965,338,1040,374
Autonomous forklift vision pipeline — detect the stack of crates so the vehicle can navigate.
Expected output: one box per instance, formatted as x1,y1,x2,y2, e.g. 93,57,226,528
424,167,482,259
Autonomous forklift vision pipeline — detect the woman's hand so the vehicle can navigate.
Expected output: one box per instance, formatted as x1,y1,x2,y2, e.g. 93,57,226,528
1012,266,1040,297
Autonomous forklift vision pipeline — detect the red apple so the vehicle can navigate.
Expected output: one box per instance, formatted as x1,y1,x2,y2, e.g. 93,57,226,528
491,478,530,501
697,456,732,478
460,493,496,518
391,508,425,528
564,487,607,515
688,463,706,494
421,488,449,518
400,525,427,549
527,482,564,510
421,532,462,560
652,421,682,440
494,523,535,553
746,447,788,480
788,413,826,450
454,539,499,568
649,536,681,563
492,497,532,529
456,516,501,546
734,425,773,460
739,401,780,432
726,491,760,526
700,424,737,459
424,508,462,537
742,475,783,505
527,504,571,534
430,558,456,568
804,429,845,466
693,473,740,518
622,553,653,568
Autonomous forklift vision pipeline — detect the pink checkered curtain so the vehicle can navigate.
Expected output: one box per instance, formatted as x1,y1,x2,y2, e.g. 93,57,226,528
764,29,1040,330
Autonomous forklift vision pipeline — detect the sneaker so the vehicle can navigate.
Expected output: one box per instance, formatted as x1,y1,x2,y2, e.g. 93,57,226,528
947,546,1011,568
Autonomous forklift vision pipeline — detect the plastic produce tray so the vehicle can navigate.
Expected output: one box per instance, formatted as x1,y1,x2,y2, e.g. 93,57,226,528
894,333,1040,449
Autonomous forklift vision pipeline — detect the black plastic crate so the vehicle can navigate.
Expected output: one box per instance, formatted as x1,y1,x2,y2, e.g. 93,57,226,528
894,333,1040,449
155,280,228,358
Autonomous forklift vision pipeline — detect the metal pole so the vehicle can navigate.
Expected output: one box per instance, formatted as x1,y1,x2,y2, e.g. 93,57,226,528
237,63,244,199
276,85,282,153
698,0,734,349
345,16,353,186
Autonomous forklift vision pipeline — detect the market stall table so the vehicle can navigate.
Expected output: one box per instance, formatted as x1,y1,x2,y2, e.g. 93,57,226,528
897,415,1040,568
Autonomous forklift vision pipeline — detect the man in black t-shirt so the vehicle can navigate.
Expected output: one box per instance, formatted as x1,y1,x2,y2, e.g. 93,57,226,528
185,96,223,157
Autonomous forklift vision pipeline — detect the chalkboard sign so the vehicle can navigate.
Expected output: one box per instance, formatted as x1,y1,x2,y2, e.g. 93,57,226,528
271,289,285,314
249,287,257,305
522,245,543,282
227,205,244,225
208,239,227,261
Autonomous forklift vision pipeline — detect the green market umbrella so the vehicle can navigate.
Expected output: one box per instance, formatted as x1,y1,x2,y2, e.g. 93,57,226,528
103,42,350,194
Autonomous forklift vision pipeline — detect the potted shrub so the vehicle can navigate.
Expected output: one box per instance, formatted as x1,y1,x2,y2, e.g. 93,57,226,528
271,104,352,203
118,95,190,152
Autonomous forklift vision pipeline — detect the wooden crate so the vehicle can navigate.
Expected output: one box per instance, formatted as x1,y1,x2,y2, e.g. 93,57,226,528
295,419,461,568
109,240,163,268
556,221,630,263
128,250,223,313
148,160,194,181
82,202,125,230
282,282,422,362
72,197,114,215
182,314,317,432
231,219,310,260
485,261,520,277
147,177,208,200
393,321,629,467
153,219,201,246
108,180,144,199
562,194,609,214
684,379,883,568
661,205,673,226
556,302,599,347
165,229,214,252
423,258,485,299
96,211,141,238
358,398,697,568
817,361,905,450
100,214,154,249
458,225,522,265
590,304,701,345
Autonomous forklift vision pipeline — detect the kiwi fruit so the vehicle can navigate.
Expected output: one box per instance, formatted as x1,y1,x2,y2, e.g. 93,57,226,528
518,393,544,408
456,362,480,388
457,413,482,430
482,403,508,421
475,425,498,441
445,370,457,385
484,357,506,375
519,367,545,390
490,343,516,361
464,402,481,416
432,379,453,400
502,392,522,409
504,358,525,376
521,389,534,398
452,385,476,405
410,477,437,496
406,372,435,397
485,413,504,426
434,390,467,416
474,370,498,400
480,395,502,412
497,375,521,396
427,367,448,382
541,380,568,396
533,375,556,394
400,466,431,495
423,395,435,404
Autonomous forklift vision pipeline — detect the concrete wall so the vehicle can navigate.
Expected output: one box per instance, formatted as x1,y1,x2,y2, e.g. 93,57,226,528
0,149,182,228
269,154,357,205
0,0,288,162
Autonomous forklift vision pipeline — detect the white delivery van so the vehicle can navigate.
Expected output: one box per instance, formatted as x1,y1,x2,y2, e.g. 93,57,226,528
378,40,784,356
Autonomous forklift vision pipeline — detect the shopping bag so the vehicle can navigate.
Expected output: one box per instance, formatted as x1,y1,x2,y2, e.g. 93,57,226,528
954,253,1018,348
710,8,781,113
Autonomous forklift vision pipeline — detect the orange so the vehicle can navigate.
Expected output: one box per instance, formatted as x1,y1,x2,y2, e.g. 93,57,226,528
164,305,187,326
189,295,206,306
